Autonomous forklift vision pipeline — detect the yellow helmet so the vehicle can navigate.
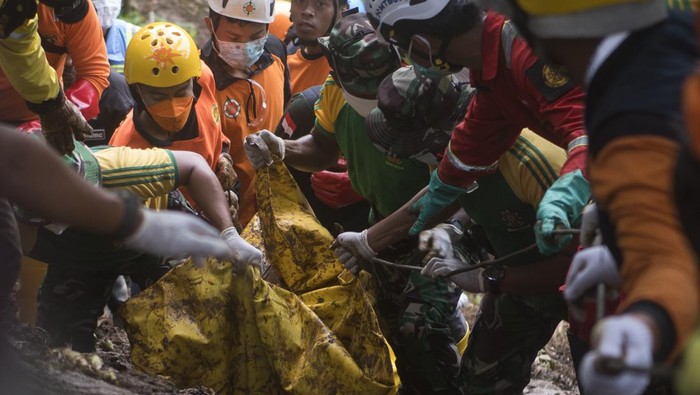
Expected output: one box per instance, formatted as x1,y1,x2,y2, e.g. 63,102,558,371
125,22,202,88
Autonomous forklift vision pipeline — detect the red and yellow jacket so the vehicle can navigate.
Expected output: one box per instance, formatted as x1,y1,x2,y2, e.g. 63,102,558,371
438,11,587,189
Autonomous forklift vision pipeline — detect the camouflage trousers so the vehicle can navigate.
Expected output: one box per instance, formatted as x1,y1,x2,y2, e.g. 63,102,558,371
461,292,567,395
367,241,465,395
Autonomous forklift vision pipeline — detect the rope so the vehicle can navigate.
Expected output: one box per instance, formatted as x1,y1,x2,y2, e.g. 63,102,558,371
370,243,540,277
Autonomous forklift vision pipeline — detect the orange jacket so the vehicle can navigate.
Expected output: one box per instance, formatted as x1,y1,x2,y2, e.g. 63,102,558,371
0,0,109,123
288,48,331,95
110,61,228,173
210,50,288,228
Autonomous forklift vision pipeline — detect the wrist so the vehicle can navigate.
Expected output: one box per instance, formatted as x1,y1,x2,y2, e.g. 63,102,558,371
482,264,506,294
112,190,142,239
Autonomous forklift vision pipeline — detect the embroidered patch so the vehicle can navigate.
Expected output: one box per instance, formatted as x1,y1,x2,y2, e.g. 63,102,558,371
223,98,241,119
212,103,220,124
526,60,577,101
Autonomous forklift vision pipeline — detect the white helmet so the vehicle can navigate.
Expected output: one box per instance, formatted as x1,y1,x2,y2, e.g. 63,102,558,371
208,0,275,24
363,0,450,42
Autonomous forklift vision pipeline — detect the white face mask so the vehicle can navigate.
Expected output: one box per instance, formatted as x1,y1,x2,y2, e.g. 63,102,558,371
95,5,120,29
342,92,377,118
217,35,268,71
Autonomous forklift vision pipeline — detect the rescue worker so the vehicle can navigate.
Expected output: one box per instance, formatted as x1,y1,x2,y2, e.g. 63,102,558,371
0,124,236,390
274,85,370,236
1,0,110,140
86,0,139,144
362,0,590,257
110,22,236,198
488,1,699,393
244,14,469,394
287,0,340,95
202,0,291,228
334,64,575,394
0,0,100,342
92,0,139,73
17,126,262,352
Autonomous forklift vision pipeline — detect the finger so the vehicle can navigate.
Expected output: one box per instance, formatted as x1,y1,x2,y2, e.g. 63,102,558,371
418,231,433,252
541,218,555,237
408,217,428,236
184,237,234,260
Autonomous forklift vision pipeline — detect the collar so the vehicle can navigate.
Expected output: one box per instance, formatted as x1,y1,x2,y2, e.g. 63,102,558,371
584,32,630,87
201,38,275,90
480,11,507,81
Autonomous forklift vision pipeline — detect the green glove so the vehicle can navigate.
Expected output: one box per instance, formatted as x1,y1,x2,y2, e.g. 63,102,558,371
409,170,469,236
535,169,590,255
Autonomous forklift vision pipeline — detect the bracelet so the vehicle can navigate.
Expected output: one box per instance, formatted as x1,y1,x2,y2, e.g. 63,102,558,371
112,190,142,239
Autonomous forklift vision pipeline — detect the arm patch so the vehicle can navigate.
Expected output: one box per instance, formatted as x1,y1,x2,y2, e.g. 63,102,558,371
526,60,577,102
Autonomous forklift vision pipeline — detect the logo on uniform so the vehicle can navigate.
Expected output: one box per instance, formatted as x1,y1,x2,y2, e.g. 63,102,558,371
542,64,569,88
501,210,526,231
223,98,241,119
243,1,256,15
212,103,220,124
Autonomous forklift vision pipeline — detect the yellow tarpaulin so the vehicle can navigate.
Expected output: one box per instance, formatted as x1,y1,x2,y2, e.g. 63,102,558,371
123,159,399,394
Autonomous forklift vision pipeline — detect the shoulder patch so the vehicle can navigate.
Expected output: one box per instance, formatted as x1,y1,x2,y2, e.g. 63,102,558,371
526,61,576,102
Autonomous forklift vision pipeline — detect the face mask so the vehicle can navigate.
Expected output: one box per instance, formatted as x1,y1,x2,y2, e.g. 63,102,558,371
95,6,120,29
343,92,377,117
218,35,268,71
145,96,194,133
406,35,460,80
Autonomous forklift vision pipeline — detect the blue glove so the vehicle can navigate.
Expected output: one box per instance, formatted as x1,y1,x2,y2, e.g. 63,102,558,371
535,169,590,255
409,170,469,236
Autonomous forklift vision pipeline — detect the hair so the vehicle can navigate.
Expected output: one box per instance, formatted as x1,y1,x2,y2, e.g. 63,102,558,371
392,0,482,43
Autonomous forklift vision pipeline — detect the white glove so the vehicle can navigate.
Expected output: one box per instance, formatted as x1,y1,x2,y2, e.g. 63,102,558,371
418,223,463,261
580,202,601,247
124,209,233,264
579,315,653,395
243,130,285,169
564,246,621,302
221,226,263,273
421,257,485,293
331,230,377,273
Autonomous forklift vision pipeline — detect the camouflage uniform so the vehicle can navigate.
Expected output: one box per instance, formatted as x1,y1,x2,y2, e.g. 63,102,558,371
367,240,466,395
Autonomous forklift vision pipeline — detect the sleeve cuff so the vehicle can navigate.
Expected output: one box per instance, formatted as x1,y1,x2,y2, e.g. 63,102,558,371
624,300,676,361
25,89,64,115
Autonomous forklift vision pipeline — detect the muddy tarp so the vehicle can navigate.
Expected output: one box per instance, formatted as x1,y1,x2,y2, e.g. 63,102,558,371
123,159,399,394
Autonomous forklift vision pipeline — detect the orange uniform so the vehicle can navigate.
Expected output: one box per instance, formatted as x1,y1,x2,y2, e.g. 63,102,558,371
288,48,331,95
202,36,290,228
0,0,109,123
110,61,228,173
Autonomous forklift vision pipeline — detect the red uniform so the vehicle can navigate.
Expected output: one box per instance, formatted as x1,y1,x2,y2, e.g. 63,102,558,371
438,12,587,188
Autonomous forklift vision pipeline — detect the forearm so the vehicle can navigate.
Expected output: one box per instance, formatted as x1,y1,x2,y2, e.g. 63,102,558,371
501,247,574,296
0,130,127,233
284,133,339,172
174,151,233,232
367,187,460,252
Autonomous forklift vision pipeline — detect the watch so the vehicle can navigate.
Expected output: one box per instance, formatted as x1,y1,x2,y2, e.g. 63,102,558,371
482,264,506,294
